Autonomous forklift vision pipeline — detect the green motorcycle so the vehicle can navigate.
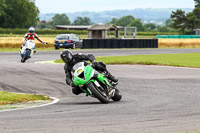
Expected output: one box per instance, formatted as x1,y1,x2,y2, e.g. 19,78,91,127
72,62,122,103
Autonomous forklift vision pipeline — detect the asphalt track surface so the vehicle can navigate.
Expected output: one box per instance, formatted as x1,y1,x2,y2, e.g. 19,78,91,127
0,49,200,133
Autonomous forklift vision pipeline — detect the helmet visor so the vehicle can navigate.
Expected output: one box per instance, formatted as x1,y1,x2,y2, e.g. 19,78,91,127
60,50,73,64
61,55,68,63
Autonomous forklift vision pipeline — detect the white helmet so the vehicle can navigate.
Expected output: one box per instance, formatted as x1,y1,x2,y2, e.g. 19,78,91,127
29,27,35,33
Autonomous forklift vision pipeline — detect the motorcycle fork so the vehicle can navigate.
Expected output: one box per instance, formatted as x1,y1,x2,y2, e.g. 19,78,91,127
97,73,111,86
81,86,92,96
30,49,34,57
96,73,114,96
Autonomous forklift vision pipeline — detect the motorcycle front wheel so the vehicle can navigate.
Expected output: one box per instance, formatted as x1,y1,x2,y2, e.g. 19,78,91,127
21,50,30,63
87,82,109,104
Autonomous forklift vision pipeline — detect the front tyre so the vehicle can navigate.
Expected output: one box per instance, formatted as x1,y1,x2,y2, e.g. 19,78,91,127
87,82,109,104
21,50,30,63
112,89,122,101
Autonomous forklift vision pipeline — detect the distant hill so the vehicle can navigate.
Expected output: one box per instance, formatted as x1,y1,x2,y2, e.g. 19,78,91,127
39,8,193,25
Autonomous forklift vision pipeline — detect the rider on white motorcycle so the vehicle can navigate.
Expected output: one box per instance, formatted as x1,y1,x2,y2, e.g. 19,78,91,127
20,27,47,57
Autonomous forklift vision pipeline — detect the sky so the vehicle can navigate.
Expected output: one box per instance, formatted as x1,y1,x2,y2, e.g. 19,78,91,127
35,0,195,14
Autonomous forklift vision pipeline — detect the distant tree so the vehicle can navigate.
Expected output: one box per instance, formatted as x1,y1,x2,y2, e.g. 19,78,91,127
0,0,39,28
37,22,54,29
38,23,47,29
187,0,200,30
170,9,187,34
144,23,156,31
73,16,92,25
157,26,170,32
82,17,92,25
169,0,200,33
185,12,199,31
116,15,135,26
192,7,200,26
165,19,173,27
128,19,144,31
194,0,200,8
0,0,6,16
51,13,71,26
108,18,118,24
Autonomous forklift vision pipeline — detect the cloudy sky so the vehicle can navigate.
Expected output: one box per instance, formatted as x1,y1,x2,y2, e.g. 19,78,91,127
35,0,195,13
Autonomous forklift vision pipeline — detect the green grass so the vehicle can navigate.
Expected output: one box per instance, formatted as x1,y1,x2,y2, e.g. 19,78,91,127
0,91,50,106
0,48,20,52
55,53,200,68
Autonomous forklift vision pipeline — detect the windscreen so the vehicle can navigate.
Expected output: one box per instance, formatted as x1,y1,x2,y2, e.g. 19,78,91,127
72,62,84,71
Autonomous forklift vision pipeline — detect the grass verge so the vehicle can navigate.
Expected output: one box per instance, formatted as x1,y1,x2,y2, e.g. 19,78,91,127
0,91,50,106
55,53,200,68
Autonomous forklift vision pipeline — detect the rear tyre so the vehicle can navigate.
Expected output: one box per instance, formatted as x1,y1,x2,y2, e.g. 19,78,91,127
112,89,122,101
87,82,109,104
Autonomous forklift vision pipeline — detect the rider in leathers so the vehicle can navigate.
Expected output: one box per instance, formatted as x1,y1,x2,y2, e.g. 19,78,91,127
60,49,118,95
20,27,47,57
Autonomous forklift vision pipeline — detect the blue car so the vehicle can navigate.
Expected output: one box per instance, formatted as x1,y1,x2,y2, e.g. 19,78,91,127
54,34,82,49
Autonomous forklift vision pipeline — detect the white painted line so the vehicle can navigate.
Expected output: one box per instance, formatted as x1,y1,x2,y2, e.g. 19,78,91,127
34,60,63,64
0,97,60,113
34,60,55,64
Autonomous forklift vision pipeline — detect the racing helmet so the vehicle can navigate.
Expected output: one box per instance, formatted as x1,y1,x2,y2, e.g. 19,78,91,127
60,49,73,64
29,27,35,33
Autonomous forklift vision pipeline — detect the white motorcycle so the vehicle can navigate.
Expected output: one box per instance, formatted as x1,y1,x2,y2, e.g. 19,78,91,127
20,40,47,63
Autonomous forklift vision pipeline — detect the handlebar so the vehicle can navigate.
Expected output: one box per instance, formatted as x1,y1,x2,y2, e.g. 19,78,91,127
43,42,48,45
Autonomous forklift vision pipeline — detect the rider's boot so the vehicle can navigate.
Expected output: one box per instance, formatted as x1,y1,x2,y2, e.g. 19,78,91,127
72,87,83,95
107,73,118,83
34,49,36,53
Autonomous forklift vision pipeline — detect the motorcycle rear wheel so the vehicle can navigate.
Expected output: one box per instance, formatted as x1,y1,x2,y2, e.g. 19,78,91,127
112,89,122,101
87,82,109,104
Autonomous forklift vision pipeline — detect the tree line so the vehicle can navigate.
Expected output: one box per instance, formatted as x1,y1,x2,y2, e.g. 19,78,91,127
108,0,200,33
0,0,39,28
169,0,200,34
38,14,92,29
107,15,177,32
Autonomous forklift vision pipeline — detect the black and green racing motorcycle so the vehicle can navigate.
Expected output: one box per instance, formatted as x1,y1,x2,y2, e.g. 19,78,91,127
72,62,122,103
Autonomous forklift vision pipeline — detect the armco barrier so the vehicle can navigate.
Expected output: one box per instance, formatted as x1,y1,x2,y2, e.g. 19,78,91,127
82,39,158,48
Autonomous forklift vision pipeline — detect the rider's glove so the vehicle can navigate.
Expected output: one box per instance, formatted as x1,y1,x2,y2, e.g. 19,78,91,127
92,60,96,63
43,42,48,45
70,82,75,87
92,61,97,68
